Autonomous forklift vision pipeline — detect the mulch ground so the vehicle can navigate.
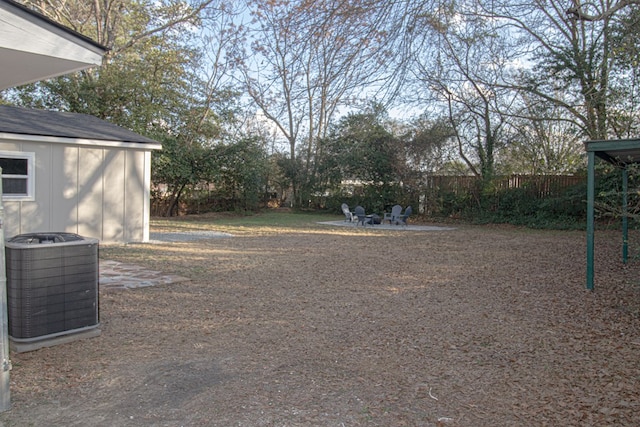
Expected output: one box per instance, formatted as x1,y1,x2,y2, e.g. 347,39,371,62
0,221,639,426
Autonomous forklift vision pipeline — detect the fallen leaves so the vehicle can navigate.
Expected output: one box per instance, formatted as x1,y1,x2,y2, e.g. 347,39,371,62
2,224,640,426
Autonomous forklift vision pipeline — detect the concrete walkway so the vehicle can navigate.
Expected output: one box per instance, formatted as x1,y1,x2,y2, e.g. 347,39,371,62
100,260,190,290
318,220,456,231
100,231,231,290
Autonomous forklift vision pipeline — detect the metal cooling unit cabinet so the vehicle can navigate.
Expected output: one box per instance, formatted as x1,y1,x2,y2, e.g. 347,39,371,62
5,233,100,352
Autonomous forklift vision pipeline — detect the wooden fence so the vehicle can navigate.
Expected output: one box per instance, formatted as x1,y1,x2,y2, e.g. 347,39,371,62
419,174,587,215
423,174,585,198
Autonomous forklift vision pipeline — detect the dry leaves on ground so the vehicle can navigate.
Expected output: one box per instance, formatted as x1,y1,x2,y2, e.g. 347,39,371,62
1,222,639,426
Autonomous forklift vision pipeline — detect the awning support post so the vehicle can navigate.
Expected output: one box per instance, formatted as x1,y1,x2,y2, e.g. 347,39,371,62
622,167,628,264
586,151,595,291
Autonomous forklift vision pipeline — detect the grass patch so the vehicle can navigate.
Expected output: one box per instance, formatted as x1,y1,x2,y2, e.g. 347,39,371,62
150,210,341,235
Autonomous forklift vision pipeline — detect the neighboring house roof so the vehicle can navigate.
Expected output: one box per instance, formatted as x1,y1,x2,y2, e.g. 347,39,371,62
0,0,107,90
0,105,162,149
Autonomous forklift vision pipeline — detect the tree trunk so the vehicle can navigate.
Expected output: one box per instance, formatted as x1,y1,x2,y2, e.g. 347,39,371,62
166,183,187,217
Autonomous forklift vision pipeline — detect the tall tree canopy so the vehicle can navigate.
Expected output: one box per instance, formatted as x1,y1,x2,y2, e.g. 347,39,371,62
236,0,394,205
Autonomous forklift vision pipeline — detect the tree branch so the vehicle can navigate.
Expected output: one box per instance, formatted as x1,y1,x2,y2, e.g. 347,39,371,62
566,0,640,21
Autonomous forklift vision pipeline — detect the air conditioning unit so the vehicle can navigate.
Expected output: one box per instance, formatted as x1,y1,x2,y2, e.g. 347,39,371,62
5,232,100,352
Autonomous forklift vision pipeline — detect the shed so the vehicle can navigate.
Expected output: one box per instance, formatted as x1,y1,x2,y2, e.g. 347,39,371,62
0,105,162,243
585,138,640,290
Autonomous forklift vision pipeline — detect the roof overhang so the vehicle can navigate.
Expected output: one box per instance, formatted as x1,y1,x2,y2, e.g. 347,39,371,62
585,138,640,166
0,0,106,91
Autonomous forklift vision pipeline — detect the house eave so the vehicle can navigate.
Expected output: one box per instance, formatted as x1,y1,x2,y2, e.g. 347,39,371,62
0,0,107,90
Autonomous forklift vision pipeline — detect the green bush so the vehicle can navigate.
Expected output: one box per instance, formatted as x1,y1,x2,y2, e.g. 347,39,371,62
428,167,638,229
428,175,589,229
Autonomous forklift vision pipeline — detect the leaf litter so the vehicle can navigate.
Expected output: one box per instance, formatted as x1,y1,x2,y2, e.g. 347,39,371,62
0,223,639,426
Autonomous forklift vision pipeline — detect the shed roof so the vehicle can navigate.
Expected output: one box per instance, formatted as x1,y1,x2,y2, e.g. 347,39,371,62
0,105,161,148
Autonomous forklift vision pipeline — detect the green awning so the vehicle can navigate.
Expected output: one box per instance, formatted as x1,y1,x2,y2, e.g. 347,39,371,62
585,139,640,290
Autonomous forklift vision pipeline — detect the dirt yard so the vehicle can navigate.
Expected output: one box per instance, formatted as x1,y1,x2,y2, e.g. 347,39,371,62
0,218,639,426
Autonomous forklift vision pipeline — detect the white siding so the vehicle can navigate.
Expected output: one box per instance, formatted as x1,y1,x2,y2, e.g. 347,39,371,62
77,148,104,238
50,145,79,232
123,150,145,242
102,150,126,242
1,138,152,243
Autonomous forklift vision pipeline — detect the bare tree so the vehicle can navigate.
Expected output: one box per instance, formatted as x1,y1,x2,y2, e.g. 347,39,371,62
26,0,222,59
406,0,521,180
299,0,391,181
236,0,392,205
501,97,585,174
479,0,623,140
379,0,639,173
566,0,640,21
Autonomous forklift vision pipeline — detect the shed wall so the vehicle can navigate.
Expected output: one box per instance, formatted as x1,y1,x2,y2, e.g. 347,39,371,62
0,139,151,243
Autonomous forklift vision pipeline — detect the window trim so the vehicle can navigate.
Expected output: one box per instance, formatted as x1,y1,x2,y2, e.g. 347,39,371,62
0,151,35,201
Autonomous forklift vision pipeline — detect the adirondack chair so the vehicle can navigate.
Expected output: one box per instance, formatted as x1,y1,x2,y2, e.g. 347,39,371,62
396,206,413,226
341,203,355,222
354,205,374,226
383,205,403,225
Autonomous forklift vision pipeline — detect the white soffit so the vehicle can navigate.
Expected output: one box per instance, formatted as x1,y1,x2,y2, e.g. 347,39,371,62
0,1,105,90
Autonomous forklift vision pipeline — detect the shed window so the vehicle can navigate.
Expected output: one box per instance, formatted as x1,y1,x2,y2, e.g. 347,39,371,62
0,152,35,201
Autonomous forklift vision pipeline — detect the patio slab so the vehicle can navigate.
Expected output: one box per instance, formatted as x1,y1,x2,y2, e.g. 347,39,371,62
318,220,456,231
